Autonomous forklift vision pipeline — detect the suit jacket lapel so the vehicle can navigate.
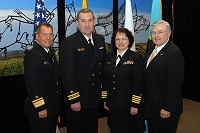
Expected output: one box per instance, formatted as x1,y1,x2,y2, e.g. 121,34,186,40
147,41,171,68
36,44,55,69
76,30,92,51
111,51,117,69
145,44,155,64
92,34,98,65
76,30,96,65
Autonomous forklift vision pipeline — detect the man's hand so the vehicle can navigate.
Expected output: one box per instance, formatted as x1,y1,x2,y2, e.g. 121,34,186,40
71,102,81,112
103,102,109,110
130,107,138,115
38,109,47,118
160,109,171,118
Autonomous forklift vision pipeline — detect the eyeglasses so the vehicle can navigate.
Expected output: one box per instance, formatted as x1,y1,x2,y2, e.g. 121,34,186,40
41,33,54,38
115,37,128,42
151,31,166,36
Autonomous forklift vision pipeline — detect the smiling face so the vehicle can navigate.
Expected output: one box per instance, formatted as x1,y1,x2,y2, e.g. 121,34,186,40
76,12,95,38
151,23,171,46
36,25,54,49
115,32,130,52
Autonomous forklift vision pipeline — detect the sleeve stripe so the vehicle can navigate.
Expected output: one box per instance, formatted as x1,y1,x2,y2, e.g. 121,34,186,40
131,94,142,104
32,97,45,108
102,91,107,98
67,92,80,100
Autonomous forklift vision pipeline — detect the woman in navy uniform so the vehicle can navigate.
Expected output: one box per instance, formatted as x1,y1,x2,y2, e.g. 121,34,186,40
102,28,145,133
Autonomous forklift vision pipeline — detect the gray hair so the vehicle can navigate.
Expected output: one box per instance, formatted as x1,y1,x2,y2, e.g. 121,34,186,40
36,23,53,34
151,20,171,34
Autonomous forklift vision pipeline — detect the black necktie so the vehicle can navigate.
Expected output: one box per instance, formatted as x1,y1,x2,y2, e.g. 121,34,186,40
88,38,93,47
116,55,121,60
47,51,51,58
116,55,121,66
47,51,55,67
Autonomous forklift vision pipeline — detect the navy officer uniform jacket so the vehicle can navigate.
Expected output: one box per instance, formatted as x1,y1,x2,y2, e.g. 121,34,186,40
24,43,61,116
102,48,145,109
60,30,106,108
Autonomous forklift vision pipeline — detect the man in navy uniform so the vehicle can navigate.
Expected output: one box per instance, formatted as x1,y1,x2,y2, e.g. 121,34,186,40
60,8,106,133
24,23,61,133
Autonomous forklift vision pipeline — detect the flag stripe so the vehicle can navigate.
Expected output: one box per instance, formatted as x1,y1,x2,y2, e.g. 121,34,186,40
82,0,88,9
145,1,162,131
148,0,162,39
33,0,47,45
124,0,135,51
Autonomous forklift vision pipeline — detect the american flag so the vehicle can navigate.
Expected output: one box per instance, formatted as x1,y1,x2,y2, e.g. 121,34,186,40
33,0,47,45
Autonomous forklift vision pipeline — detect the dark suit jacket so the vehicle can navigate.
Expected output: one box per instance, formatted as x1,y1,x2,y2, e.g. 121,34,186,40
144,40,185,119
60,30,106,108
102,49,145,108
24,44,61,116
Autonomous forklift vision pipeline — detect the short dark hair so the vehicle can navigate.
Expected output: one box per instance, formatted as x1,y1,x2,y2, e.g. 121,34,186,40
76,8,95,20
36,23,53,34
111,28,134,48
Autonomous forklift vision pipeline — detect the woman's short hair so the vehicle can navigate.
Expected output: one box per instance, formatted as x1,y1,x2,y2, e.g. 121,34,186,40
111,28,134,48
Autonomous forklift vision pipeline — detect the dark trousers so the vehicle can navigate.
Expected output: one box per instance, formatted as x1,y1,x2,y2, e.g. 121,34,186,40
66,106,99,133
147,113,180,133
27,115,57,133
108,107,145,133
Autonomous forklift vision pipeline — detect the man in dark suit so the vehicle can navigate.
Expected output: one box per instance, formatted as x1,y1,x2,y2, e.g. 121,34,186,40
144,20,185,133
60,8,106,133
24,23,61,133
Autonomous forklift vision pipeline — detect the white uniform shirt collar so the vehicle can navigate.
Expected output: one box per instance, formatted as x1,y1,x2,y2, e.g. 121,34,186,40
117,48,128,57
36,41,49,53
156,39,169,53
83,34,94,44
146,39,169,68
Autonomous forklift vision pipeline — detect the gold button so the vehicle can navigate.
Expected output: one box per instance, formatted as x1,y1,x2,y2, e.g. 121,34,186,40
100,72,102,74
92,74,95,76
57,91,58,93
113,75,115,77
100,62,101,65
113,87,116,90
70,90,73,93
56,82,59,85
113,81,115,83
92,83,94,86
